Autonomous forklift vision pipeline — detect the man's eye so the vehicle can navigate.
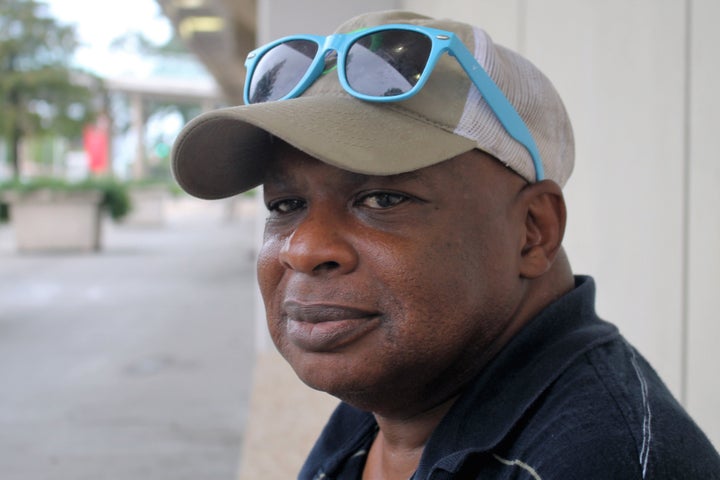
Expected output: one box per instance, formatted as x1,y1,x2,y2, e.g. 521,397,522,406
267,198,305,214
358,192,408,209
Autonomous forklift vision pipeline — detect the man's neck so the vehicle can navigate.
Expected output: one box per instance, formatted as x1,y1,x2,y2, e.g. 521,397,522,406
362,397,458,480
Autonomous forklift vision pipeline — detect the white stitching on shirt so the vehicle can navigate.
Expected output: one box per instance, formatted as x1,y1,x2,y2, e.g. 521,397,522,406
629,347,652,478
492,454,543,479
350,449,368,459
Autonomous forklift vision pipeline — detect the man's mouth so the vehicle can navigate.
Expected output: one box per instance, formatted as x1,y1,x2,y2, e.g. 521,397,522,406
282,301,381,351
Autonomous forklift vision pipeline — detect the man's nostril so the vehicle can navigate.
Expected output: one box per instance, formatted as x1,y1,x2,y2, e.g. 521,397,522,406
313,261,340,272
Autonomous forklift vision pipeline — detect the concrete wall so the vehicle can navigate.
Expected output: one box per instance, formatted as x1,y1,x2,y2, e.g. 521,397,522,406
401,0,720,447
686,0,720,448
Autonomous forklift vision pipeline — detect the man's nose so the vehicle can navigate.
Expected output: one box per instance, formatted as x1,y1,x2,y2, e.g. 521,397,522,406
278,213,359,275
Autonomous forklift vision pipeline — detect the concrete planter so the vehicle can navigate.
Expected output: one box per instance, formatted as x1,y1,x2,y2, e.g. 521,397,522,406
3,190,103,252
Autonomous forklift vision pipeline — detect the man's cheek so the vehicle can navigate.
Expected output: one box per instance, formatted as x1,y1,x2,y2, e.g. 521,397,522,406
257,242,283,293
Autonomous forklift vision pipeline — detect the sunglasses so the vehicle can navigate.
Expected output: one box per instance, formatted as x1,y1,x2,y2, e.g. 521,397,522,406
244,24,544,181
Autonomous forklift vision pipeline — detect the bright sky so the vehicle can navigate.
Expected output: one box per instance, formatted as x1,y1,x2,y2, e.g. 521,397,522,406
44,0,173,77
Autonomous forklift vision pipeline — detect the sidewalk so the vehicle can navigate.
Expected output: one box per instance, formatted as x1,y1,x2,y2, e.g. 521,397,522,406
0,197,258,480
237,349,338,480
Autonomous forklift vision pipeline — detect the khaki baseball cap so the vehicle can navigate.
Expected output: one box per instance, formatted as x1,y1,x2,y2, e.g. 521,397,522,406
172,10,574,199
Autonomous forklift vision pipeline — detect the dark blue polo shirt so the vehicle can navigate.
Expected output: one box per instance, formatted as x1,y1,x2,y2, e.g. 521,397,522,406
300,276,720,479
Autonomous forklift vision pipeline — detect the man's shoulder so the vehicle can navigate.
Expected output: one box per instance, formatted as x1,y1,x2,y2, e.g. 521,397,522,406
417,277,719,478
493,338,720,479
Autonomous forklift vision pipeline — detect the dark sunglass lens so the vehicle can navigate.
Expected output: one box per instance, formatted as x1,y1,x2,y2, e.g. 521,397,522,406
346,30,432,98
248,40,318,103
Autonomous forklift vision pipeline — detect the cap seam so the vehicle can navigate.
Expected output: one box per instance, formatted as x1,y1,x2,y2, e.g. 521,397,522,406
385,103,457,137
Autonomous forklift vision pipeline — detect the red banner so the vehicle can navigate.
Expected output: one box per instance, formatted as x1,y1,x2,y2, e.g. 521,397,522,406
83,116,109,173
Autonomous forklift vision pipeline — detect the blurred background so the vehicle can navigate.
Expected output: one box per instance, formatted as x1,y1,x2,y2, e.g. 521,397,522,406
1,0,718,479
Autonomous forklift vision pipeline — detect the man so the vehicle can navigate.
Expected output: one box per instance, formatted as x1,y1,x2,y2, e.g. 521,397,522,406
172,10,720,480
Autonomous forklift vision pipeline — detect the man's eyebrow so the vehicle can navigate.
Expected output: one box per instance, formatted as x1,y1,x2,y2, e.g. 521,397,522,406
353,169,427,186
383,170,423,182
340,169,432,191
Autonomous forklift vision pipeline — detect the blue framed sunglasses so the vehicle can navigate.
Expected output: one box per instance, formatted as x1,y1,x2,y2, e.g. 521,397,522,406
244,24,544,181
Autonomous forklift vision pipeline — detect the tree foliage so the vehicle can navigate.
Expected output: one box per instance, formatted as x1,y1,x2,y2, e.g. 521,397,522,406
0,0,103,179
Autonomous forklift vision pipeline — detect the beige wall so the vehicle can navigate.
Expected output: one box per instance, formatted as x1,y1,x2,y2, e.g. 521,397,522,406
687,0,720,447
402,0,720,447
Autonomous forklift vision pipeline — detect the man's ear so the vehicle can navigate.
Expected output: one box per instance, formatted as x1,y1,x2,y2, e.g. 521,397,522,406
518,180,566,279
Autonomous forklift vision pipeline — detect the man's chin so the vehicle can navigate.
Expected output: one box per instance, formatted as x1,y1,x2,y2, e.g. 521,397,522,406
287,354,384,407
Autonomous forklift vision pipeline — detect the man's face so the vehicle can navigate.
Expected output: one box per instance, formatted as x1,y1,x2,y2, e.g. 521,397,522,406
257,142,529,416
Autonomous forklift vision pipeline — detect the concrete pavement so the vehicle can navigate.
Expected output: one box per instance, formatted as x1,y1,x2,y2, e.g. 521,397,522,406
0,197,258,480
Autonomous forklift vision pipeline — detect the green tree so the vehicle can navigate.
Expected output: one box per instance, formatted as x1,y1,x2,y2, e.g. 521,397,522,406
0,0,102,179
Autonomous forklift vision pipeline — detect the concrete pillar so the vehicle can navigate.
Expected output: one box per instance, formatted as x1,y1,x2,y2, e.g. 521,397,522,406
201,98,216,113
257,0,399,42
130,93,146,180
687,0,720,449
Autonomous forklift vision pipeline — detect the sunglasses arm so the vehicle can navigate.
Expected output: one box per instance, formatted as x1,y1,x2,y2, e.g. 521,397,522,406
448,39,545,181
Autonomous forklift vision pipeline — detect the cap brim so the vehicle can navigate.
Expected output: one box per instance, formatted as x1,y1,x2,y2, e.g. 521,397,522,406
171,96,476,199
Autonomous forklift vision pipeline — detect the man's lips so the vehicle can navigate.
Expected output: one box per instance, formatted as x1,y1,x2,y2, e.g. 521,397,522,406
283,301,379,323
282,301,381,351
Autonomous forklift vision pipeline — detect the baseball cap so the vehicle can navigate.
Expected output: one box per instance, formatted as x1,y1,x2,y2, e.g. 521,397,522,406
171,10,575,200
